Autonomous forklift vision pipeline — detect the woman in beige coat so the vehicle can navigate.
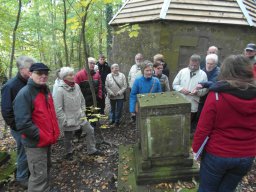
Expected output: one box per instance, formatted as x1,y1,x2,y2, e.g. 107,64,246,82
105,64,127,126
54,67,102,160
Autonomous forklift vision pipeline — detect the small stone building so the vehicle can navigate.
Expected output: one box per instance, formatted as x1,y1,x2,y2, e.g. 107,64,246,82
109,0,256,81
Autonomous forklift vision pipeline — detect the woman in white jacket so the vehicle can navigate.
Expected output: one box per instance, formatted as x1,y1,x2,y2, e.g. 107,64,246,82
105,64,127,126
54,67,102,160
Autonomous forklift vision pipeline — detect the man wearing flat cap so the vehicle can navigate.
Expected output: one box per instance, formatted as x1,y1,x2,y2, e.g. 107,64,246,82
244,43,256,78
14,63,60,192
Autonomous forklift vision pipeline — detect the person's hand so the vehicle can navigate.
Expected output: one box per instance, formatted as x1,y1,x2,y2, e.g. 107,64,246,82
109,91,116,96
189,88,198,96
180,88,190,95
195,84,203,90
193,152,201,162
117,91,122,96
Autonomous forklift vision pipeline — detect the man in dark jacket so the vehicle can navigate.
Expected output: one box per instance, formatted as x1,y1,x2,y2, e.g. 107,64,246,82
1,56,36,188
96,54,111,114
14,63,60,192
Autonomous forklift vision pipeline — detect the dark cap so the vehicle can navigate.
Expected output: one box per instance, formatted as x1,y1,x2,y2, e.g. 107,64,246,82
29,63,50,72
245,43,256,51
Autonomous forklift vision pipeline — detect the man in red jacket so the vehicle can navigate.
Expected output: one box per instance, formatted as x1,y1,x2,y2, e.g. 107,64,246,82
14,63,60,192
75,57,103,108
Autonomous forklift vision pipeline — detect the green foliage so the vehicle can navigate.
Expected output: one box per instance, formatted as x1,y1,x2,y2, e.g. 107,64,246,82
0,0,123,75
115,24,141,38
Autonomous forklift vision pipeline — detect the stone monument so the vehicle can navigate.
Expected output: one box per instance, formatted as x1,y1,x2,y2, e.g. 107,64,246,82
134,91,199,184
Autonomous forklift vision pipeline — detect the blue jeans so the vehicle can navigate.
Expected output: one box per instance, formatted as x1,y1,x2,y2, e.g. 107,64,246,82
110,99,124,123
11,129,29,181
199,152,254,192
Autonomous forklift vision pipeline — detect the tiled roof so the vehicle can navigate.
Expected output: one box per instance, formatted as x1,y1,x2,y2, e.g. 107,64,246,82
109,0,256,27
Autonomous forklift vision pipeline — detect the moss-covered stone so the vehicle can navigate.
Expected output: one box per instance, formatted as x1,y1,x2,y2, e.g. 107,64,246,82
133,92,199,185
117,144,199,192
110,21,256,81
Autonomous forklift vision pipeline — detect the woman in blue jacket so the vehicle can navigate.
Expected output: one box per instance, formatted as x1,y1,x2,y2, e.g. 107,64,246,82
129,60,162,121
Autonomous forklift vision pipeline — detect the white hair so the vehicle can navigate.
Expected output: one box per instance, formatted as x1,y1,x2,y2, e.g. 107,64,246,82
206,54,218,64
16,56,36,69
59,67,74,79
88,57,96,63
111,63,119,69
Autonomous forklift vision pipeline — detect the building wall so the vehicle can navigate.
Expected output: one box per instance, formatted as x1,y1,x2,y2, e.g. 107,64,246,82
110,21,256,83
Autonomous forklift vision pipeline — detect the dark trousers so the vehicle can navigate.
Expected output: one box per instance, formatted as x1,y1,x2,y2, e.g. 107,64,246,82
191,112,198,133
199,152,254,192
97,96,105,114
11,129,29,182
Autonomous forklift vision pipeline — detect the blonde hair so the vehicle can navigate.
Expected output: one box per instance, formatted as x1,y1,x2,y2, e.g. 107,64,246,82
153,54,164,62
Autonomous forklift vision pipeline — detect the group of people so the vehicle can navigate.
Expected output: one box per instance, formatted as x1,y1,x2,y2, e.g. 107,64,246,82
1,42,256,191
180,44,256,191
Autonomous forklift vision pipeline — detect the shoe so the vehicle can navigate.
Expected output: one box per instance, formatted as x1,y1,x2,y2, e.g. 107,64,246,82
109,121,115,125
64,153,73,161
17,180,28,189
115,122,120,127
89,150,104,156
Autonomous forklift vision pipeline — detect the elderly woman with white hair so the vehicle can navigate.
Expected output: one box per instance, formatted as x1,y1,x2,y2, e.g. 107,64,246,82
196,54,220,121
105,64,127,126
54,67,102,160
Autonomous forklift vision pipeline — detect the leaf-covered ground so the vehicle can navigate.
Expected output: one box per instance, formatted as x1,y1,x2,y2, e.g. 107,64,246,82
0,111,255,192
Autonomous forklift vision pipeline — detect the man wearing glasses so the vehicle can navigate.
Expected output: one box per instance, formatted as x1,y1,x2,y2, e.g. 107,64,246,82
1,56,36,189
13,63,60,192
75,57,103,108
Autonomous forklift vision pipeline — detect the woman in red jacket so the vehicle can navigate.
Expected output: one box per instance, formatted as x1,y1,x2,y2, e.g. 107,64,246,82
192,55,256,192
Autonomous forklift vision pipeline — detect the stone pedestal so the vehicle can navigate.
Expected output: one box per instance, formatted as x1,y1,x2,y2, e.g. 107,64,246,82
134,92,199,184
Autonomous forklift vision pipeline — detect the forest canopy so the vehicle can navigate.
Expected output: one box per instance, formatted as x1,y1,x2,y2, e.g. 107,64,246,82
0,0,123,78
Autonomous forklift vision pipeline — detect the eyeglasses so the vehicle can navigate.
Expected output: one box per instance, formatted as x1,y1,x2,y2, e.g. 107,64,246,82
89,62,96,65
33,71,49,76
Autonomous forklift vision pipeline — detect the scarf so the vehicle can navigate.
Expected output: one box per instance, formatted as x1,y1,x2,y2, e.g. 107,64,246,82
64,80,75,87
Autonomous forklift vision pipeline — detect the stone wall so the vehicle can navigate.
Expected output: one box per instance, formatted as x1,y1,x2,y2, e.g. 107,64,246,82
110,21,256,82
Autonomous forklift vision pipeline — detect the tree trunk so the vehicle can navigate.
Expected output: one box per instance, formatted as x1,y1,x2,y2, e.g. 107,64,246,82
9,0,22,78
106,4,113,60
51,0,58,67
81,0,97,107
63,0,69,66
98,8,103,54
78,29,83,69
